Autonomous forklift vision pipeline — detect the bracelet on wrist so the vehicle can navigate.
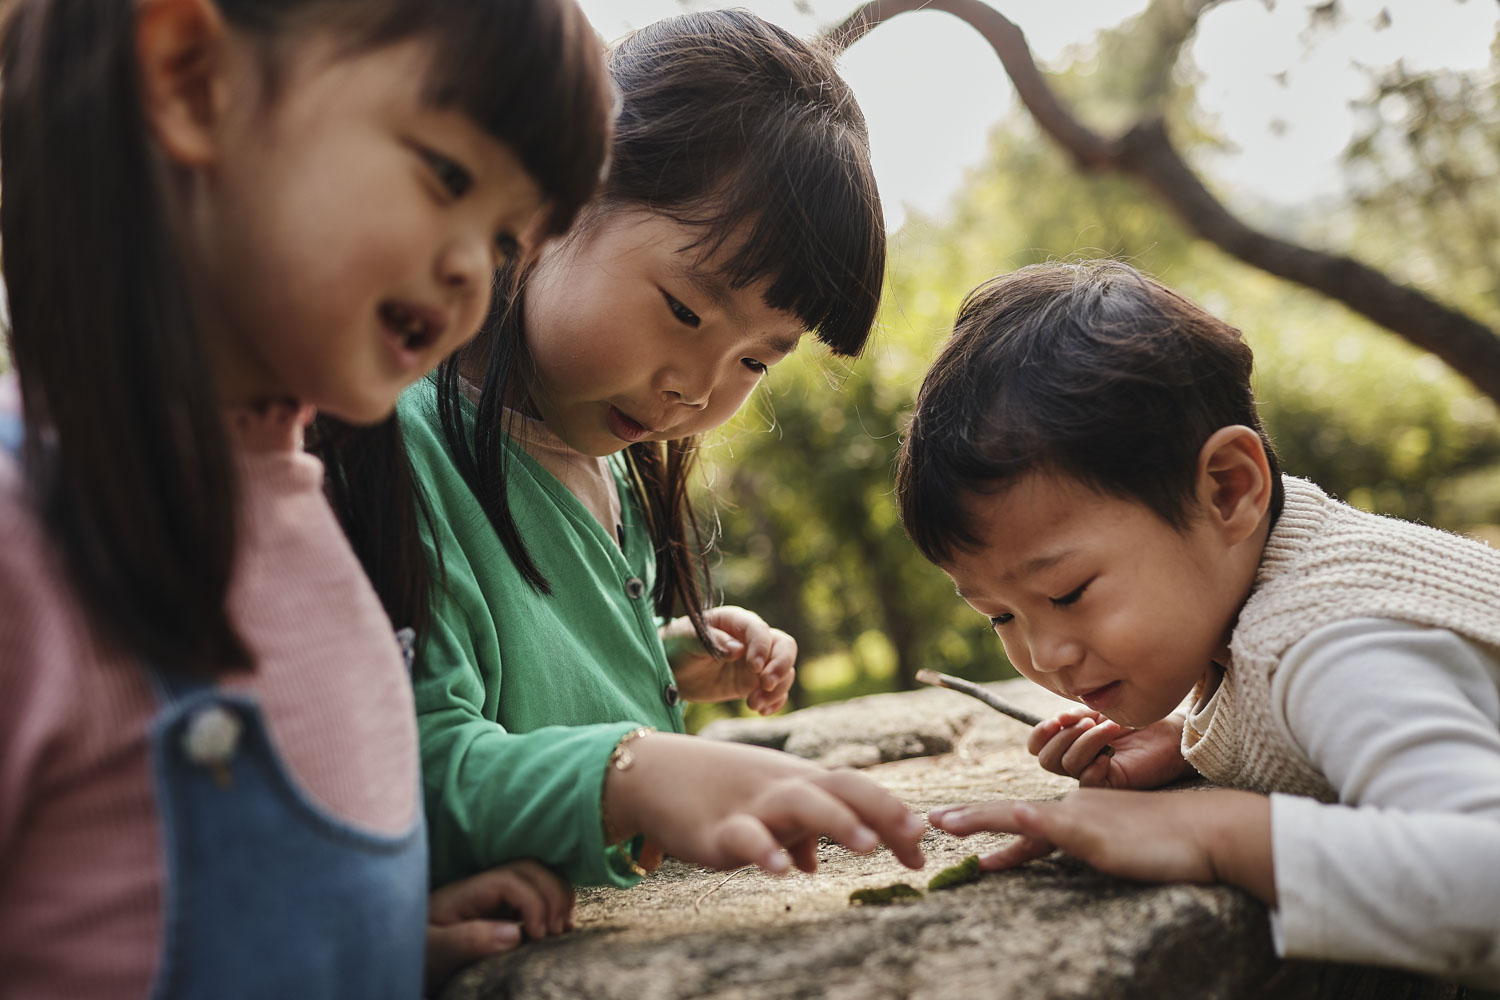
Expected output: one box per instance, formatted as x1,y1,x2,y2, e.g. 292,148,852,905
600,726,655,847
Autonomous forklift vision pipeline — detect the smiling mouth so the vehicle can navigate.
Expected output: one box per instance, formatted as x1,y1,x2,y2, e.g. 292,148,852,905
379,301,440,354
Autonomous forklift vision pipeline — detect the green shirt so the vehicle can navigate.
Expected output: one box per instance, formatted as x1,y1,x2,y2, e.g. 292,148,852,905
399,378,686,889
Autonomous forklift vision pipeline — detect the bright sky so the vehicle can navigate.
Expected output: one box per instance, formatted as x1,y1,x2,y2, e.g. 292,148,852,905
576,0,1499,231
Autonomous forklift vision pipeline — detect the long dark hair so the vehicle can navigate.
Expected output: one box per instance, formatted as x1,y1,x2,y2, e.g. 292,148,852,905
436,10,887,650
896,260,1284,567
2,0,611,675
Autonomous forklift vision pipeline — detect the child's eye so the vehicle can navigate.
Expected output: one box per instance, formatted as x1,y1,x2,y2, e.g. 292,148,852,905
741,358,767,374
495,232,520,262
990,613,1014,627
421,148,473,198
662,291,701,328
1051,582,1090,607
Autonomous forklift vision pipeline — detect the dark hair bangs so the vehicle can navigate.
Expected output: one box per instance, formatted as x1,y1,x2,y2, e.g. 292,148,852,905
897,407,1019,567
225,0,611,236
602,9,884,357
897,261,1284,568
323,0,610,237
413,2,610,237
669,121,885,358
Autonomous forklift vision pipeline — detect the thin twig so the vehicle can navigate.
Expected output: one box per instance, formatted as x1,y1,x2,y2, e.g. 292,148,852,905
915,669,1043,725
915,669,1114,757
694,865,755,912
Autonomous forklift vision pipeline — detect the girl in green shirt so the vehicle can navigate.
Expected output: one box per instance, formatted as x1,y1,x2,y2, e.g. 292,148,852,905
322,9,927,891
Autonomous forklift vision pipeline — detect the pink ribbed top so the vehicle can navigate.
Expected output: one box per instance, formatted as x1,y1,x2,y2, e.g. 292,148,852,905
0,386,419,999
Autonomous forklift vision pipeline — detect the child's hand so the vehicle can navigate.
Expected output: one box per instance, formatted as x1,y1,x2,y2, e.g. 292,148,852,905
424,860,574,993
928,787,1273,902
603,732,926,875
661,607,796,715
1028,711,1192,789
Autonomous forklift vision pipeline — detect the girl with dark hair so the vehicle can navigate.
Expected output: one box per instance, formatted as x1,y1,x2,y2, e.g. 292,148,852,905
0,0,611,995
360,10,927,890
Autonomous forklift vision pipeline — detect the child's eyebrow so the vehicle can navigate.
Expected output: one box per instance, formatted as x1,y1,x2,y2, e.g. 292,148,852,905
765,331,801,356
672,259,736,316
673,258,801,353
955,551,1074,599
1005,550,1073,583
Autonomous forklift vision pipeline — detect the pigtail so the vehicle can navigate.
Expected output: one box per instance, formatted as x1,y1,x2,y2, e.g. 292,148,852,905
432,267,552,596
623,437,722,654
2,0,248,674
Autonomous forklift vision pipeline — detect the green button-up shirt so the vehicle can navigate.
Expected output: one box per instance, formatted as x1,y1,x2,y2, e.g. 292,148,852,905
399,378,686,889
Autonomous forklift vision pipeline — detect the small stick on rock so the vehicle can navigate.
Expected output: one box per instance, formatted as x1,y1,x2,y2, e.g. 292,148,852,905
694,866,754,912
915,669,1114,757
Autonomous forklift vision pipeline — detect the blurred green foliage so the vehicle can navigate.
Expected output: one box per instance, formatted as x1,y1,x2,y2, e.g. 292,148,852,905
686,2,1500,730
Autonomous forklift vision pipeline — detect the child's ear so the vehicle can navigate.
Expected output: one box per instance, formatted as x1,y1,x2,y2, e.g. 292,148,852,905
136,0,231,167
1195,426,1272,544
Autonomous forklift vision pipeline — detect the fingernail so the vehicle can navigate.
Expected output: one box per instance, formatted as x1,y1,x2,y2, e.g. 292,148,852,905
848,826,877,852
930,807,966,827
495,922,521,946
902,813,927,837
764,851,790,874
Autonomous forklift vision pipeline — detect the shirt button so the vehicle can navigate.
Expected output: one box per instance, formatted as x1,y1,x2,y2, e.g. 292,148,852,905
625,577,646,599
662,683,680,708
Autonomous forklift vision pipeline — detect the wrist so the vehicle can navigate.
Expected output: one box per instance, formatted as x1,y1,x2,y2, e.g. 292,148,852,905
1203,790,1275,903
1166,714,1197,781
600,727,656,845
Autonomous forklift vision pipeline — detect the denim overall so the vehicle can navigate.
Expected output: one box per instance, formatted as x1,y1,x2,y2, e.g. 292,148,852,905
0,413,429,999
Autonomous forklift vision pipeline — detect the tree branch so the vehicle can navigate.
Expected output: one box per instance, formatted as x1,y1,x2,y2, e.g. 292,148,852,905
826,0,1500,405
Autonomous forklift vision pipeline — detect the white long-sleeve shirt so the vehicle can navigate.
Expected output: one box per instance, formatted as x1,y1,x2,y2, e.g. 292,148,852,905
1267,617,1500,987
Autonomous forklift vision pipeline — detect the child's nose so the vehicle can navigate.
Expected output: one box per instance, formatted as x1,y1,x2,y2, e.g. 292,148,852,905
1027,630,1081,674
659,366,713,409
436,232,491,296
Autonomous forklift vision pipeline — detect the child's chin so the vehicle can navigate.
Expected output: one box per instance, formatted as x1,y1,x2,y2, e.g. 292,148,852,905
321,394,398,427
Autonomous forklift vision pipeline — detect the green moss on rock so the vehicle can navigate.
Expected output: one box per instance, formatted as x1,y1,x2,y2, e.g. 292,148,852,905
928,855,982,891
848,883,923,906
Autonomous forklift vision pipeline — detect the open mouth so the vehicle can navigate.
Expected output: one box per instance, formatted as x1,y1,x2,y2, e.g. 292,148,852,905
379,301,439,355
606,405,652,443
1075,681,1121,712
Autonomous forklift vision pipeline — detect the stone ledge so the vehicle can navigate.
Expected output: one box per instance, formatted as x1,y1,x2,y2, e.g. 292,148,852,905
698,677,1072,768
443,680,1469,1000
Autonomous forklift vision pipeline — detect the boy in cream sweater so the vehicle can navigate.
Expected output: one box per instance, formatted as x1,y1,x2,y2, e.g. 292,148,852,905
896,260,1500,988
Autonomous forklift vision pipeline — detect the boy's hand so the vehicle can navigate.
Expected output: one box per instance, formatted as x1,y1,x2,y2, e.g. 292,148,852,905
928,787,1274,902
424,860,574,993
603,733,926,875
661,607,796,715
1029,711,1192,789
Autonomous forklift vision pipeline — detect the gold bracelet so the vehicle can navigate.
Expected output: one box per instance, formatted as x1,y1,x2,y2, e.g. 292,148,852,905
601,727,655,846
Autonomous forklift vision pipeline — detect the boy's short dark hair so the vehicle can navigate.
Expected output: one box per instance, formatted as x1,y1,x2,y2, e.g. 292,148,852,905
895,259,1283,565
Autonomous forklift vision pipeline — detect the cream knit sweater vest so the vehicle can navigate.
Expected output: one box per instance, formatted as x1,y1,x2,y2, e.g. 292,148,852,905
1181,476,1500,800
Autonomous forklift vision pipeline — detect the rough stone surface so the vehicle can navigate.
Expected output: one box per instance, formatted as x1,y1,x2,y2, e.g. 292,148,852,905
442,680,1471,1000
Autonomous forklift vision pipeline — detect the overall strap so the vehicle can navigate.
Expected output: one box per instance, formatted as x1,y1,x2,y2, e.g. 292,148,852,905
0,411,22,458
146,665,220,704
